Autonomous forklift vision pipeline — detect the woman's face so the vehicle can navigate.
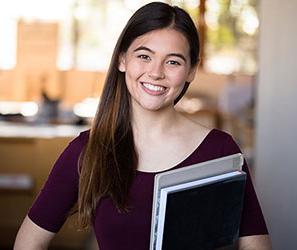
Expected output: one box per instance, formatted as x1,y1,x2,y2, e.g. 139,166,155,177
118,28,196,111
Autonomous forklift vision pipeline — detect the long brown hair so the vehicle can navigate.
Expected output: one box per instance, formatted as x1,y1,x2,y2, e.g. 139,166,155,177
78,1,200,228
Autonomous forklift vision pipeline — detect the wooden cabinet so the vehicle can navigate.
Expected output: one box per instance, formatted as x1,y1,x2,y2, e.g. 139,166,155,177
0,127,89,249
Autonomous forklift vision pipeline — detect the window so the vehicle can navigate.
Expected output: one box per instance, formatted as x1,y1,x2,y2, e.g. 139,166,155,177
0,0,259,74
204,0,259,74
0,0,74,69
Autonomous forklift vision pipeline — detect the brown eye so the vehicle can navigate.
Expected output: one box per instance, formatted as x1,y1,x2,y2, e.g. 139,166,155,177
138,54,151,60
167,60,181,65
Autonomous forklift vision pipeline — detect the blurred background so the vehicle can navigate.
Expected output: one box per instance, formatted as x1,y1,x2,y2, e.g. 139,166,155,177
0,0,296,249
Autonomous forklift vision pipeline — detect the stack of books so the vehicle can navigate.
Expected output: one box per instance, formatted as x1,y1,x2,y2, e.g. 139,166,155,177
150,153,246,250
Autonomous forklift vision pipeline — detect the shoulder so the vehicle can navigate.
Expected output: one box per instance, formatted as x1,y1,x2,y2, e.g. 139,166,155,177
181,114,234,146
41,129,90,185
76,129,90,144
180,115,240,155
54,129,90,166
26,130,91,233
68,129,90,151
179,115,212,143
75,129,90,143
200,128,242,158
207,128,234,143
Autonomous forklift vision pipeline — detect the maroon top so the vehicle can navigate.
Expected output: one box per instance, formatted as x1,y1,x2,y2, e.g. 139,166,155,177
28,129,268,249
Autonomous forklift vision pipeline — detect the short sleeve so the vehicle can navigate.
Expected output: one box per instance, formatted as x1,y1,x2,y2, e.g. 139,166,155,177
222,134,268,237
28,131,89,233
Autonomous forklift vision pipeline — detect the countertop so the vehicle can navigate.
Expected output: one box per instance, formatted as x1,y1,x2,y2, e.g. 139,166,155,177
0,121,89,139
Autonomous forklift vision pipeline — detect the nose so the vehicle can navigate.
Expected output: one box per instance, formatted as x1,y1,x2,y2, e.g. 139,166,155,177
148,61,165,80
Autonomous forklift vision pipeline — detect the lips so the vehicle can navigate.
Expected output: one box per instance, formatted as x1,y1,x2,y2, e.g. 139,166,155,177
140,82,167,95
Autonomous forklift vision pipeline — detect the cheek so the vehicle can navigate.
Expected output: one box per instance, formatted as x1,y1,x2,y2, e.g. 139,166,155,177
124,63,143,93
124,63,141,90
126,60,144,78
167,69,189,88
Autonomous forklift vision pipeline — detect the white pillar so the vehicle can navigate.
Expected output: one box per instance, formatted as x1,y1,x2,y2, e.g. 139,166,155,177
255,0,297,249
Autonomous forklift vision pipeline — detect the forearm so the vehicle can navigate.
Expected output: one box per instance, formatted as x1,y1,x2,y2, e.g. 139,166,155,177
14,216,55,250
238,235,272,250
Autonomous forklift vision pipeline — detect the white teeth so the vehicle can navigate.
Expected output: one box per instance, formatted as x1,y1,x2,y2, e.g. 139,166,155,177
142,82,166,92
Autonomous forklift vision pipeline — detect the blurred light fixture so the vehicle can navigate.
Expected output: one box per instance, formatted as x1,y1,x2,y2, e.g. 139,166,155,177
0,101,38,117
73,97,99,118
20,102,39,116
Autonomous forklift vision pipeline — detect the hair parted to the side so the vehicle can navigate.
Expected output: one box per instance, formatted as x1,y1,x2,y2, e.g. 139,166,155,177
78,1,200,228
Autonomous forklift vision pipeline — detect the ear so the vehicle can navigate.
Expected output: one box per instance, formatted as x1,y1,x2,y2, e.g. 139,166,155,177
186,65,198,83
118,53,126,72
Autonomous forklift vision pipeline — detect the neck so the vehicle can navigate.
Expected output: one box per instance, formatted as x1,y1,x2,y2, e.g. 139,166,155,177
131,101,180,139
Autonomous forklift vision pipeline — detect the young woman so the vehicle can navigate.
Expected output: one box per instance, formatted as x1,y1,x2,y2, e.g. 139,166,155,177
14,2,271,250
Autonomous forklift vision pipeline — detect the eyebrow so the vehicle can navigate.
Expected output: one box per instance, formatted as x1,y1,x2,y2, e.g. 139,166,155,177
133,46,187,63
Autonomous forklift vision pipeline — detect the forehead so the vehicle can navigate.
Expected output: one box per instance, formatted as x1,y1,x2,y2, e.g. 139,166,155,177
128,28,190,55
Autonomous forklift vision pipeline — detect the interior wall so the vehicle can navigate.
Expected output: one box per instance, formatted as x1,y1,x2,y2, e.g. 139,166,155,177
255,0,297,249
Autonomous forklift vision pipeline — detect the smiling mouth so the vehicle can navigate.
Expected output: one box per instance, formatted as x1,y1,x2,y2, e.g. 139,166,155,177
141,82,167,93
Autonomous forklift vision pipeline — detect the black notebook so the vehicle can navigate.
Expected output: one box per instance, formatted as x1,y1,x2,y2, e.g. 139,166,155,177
150,153,246,250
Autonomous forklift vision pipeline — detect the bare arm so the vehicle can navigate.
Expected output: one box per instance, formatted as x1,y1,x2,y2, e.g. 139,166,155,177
238,235,272,250
14,216,55,250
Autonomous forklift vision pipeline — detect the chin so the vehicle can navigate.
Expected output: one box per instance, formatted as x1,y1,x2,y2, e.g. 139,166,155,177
139,101,171,112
